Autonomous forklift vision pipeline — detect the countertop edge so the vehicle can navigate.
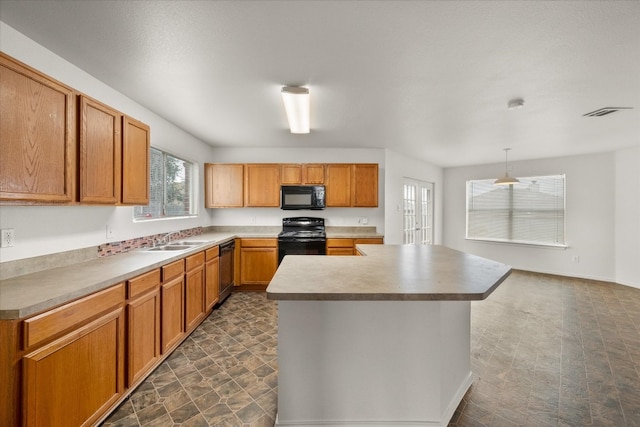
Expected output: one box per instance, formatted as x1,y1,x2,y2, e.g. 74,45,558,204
266,267,512,301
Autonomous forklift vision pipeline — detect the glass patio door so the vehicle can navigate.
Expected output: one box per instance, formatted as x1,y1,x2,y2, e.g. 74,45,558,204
403,179,433,245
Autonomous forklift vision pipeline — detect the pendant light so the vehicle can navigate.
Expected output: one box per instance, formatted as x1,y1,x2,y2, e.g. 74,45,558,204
494,148,520,186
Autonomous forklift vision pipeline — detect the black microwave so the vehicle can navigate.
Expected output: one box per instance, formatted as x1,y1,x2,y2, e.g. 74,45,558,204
280,185,326,210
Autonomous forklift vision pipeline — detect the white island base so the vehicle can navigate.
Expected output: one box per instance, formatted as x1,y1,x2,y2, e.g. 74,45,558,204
275,299,472,427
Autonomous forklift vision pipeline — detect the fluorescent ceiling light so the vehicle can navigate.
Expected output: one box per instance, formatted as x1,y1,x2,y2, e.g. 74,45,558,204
281,86,310,134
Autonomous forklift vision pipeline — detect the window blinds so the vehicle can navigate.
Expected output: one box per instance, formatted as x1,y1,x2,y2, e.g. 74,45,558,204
466,174,565,246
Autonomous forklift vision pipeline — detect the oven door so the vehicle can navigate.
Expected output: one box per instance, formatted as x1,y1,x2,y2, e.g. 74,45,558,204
278,239,326,265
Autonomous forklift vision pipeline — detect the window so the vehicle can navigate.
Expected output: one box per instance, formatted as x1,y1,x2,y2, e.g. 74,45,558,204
134,148,196,220
466,174,565,247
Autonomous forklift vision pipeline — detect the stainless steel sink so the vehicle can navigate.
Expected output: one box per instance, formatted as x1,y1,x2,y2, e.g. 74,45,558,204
173,241,210,245
145,245,193,251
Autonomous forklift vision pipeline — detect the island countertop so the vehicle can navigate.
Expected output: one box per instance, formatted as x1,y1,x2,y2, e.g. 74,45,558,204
266,244,511,301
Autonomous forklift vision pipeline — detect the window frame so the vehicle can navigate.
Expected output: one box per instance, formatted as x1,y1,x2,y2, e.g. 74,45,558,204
133,147,197,222
465,174,567,248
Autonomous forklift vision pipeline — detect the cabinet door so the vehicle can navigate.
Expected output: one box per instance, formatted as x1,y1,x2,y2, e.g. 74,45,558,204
127,289,160,386
185,253,206,332
205,163,244,207
161,275,185,354
281,164,302,185
327,247,355,256
325,164,352,207
244,164,281,207
326,238,355,256
121,116,149,205
22,308,125,427
303,164,325,184
205,253,220,311
0,53,76,203
240,247,278,285
79,96,121,204
352,164,378,207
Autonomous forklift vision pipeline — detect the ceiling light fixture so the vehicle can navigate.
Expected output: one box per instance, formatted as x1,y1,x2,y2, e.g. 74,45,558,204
281,86,310,134
507,98,525,110
494,148,520,186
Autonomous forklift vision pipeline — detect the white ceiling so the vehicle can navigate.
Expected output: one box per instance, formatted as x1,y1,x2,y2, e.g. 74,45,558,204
1,1,638,167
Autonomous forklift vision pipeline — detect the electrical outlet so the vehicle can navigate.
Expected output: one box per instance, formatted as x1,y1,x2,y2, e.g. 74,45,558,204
1,228,15,247
572,255,580,263
106,225,113,239
361,217,369,225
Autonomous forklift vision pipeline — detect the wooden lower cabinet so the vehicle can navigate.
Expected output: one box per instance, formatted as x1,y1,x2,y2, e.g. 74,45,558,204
126,269,161,387
22,307,125,427
185,252,206,332
327,238,384,255
161,260,185,354
205,247,220,311
2,247,227,427
239,239,278,287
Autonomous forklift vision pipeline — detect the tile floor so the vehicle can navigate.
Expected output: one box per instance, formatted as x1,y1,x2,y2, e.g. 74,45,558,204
102,270,640,426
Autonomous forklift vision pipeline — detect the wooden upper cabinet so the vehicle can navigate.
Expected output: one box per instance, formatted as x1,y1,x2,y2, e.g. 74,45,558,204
121,116,150,205
244,163,281,207
325,163,378,207
0,52,76,203
0,53,150,206
303,164,325,184
325,164,352,207
79,96,121,204
352,163,378,207
205,163,244,208
281,164,324,185
281,164,303,185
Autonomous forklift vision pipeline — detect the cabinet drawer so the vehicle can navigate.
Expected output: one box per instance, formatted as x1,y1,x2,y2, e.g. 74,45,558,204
128,269,160,299
162,259,184,282
206,246,219,260
326,238,354,248
327,248,355,256
241,239,277,248
354,238,383,245
23,283,125,349
185,251,205,271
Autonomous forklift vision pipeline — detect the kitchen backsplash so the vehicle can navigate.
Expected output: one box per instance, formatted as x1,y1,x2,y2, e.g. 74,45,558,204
97,227,204,257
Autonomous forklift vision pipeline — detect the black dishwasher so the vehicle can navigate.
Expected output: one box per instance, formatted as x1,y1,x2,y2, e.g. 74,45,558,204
219,240,235,302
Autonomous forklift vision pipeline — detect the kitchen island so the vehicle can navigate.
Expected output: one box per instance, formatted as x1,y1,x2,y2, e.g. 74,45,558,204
267,244,511,427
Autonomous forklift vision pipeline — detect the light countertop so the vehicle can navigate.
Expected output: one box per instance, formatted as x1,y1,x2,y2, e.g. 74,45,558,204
0,232,236,320
0,229,385,320
267,244,511,301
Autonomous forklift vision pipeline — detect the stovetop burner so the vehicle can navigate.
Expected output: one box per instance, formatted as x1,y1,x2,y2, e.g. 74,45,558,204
277,217,327,264
278,217,326,241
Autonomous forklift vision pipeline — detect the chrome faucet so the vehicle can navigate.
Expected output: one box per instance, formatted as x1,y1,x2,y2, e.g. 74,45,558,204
156,231,181,247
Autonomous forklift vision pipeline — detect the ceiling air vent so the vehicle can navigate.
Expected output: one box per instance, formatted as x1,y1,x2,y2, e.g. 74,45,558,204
583,107,633,117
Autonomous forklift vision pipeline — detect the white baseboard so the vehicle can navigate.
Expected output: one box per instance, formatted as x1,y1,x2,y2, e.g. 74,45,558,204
273,373,473,427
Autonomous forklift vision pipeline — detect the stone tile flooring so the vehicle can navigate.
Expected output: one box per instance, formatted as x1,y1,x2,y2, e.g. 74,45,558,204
102,271,640,426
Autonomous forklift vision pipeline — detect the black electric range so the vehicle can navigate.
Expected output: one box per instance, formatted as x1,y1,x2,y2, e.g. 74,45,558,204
277,217,327,265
